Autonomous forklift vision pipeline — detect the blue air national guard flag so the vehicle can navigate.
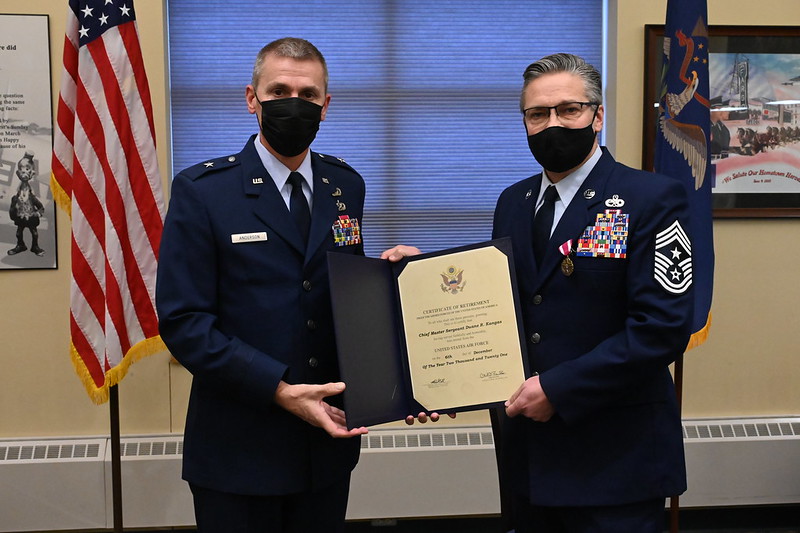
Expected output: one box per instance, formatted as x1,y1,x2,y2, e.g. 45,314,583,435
654,0,715,349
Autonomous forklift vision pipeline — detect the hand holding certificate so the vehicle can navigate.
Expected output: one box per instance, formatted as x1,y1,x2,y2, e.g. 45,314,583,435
328,238,529,428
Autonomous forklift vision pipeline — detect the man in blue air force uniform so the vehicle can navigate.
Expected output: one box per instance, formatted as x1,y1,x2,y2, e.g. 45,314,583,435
156,38,369,533
493,53,693,533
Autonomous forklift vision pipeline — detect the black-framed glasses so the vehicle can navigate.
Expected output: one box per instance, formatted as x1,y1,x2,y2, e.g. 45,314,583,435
523,101,599,126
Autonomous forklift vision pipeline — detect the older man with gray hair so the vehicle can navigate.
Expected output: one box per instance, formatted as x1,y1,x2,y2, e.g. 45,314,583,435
493,52,692,533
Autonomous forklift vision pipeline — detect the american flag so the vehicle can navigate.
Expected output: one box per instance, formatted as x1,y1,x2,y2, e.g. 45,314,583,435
51,0,166,403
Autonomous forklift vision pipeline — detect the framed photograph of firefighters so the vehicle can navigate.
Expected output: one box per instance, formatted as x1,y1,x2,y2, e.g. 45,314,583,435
644,25,800,218
0,14,57,269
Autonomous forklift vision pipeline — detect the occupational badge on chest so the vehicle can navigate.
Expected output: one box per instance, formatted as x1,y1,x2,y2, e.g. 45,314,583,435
332,215,361,246
576,209,629,258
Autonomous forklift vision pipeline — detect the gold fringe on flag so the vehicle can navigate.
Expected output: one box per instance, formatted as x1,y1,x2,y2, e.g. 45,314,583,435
686,312,711,351
50,172,72,218
70,336,167,405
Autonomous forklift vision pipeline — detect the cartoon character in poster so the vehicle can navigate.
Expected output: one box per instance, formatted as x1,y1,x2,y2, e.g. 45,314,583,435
7,151,45,256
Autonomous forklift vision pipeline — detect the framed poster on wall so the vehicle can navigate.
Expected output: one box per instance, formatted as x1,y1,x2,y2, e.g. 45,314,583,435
0,14,57,269
644,25,800,217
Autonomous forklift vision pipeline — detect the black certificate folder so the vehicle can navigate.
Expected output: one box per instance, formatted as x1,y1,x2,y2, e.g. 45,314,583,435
328,238,529,429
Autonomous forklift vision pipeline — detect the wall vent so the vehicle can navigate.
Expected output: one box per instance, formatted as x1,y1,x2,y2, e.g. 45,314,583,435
683,419,800,440
361,429,494,450
0,439,102,462
119,438,183,458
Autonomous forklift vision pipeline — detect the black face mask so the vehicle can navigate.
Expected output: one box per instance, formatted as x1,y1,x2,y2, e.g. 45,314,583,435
259,97,322,157
527,121,597,173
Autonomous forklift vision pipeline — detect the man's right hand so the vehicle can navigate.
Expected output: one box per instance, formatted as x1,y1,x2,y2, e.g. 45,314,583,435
505,375,555,422
274,381,368,438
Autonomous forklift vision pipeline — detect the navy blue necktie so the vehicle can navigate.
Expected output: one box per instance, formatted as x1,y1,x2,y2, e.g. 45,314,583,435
288,172,310,244
533,185,559,267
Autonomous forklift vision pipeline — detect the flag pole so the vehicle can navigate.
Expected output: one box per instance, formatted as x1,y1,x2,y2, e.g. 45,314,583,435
670,354,684,533
109,385,124,532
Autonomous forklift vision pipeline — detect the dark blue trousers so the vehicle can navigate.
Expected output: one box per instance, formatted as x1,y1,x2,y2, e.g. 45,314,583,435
190,476,351,533
513,495,666,533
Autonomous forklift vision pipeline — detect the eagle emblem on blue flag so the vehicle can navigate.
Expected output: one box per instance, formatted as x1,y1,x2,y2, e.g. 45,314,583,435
657,15,711,191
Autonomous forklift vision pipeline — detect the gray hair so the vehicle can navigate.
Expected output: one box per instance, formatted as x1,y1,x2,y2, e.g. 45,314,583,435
252,37,328,92
520,53,602,112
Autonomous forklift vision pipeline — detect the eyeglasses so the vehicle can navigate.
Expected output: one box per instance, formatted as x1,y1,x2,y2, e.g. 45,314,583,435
523,102,599,127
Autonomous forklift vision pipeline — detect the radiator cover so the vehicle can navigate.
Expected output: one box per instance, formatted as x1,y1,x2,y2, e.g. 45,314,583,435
1,416,799,531
680,417,800,507
0,438,106,532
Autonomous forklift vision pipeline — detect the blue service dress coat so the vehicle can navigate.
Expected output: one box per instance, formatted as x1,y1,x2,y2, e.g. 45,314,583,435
492,147,692,506
156,135,364,496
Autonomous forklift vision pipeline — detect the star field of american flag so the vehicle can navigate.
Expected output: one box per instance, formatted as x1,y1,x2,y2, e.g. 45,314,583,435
74,0,136,46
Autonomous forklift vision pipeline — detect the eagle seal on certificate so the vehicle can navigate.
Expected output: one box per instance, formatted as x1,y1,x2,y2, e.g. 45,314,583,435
440,265,466,294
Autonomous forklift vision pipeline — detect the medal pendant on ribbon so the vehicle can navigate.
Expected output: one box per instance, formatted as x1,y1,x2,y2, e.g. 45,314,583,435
558,239,574,277
561,256,574,276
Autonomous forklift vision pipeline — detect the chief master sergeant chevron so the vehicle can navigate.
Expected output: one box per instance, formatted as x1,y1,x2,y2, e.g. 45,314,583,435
156,37,372,533
492,53,694,533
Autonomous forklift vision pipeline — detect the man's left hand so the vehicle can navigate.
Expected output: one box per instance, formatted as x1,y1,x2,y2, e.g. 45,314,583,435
380,245,421,262
405,412,457,425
